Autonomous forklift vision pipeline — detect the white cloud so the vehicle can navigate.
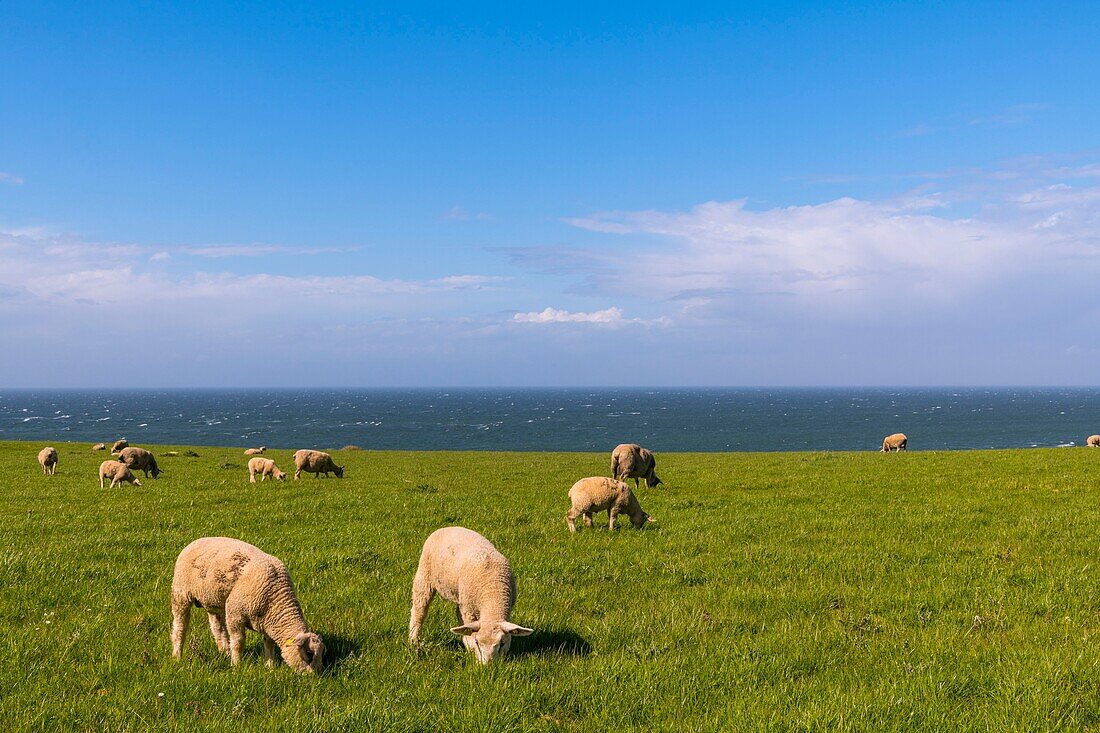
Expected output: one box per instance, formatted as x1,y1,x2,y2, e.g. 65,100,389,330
513,306,625,324
0,172,23,185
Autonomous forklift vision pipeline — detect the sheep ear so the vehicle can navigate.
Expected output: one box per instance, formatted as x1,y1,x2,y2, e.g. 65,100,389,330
450,622,481,636
499,622,534,636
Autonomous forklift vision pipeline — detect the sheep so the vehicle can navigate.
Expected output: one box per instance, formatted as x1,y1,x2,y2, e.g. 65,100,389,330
110,439,129,455
170,537,325,673
566,476,653,533
248,457,286,483
881,433,908,452
117,446,162,478
244,446,266,456
409,527,533,664
611,443,662,490
292,449,344,480
1088,435,1100,447
99,460,142,488
38,447,58,475
91,443,106,451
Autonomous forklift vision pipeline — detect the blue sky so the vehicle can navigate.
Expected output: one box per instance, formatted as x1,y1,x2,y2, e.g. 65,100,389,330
2,2,1100,386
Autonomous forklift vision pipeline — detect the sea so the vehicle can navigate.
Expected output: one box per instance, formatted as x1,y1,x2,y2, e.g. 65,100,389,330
2,388,1099,452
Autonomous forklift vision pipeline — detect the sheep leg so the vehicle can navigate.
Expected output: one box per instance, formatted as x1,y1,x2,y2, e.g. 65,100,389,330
583,512,593,528
609,508,620,530
409,570,434,647
100,475,105,489
208,613,231,654
227,618,247,666
171,598,191,659
263,636,277,668
294,467,301,480
566,510,578,533
249,471,257,484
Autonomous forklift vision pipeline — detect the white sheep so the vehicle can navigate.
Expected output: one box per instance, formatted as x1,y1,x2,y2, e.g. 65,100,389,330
566,476,653,532
117,446,162,478
110,438,129,455
91,443,106,452
409,527,533,664
248,457,286,483
244,446,267,456
293,449,344,479
38,447,58,475
1088,435,1100,447
170,536,325,673
611,443,662,489
99,460,142,488
881,433,908,452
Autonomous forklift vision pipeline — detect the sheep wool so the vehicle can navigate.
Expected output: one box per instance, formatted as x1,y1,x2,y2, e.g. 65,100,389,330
409,527,533,664
611,443,662,489
248,457,286,483
881,433,908,452
566,476,653,533
292,450,344,479
170,537,324,673
99,460,141,488
38,447,58,475
117,446,162,478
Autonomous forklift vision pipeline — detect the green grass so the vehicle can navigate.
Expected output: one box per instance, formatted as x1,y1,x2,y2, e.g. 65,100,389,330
3,441,1100,731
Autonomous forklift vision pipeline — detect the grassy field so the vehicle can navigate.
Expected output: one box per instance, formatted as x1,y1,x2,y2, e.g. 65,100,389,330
3,441,1100,731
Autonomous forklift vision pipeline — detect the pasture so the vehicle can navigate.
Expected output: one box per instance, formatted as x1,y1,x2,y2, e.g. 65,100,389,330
2,441,1100,731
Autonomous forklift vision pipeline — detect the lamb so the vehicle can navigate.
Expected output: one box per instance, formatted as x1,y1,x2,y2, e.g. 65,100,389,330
117,446,162,478
91,443,106,451
611,443,662,489
292,449,344,480
38,447,58,475
170,537,325,673
110,439,129,455
409,527,533,664
881,433,908,452
244,446,266,456
1088,435,1100,447
566,476,653,533
248,457,286,483
99,460,142,488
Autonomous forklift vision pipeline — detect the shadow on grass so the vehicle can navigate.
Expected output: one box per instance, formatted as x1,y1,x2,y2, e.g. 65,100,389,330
513,627,592,658
319,632,361,668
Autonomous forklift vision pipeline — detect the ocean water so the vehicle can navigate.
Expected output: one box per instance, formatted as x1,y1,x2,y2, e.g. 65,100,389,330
2,388,1099,452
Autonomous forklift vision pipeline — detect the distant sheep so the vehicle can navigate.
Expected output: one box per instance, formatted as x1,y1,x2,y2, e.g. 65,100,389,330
171,537,325,673
1088,435,1100,447
110,439,129,455
292,450,343,480
881,433,908,452
117,446,162,478
38,447,58,475
99,460,141,488
91,443,106,452
611,443,662,489
248,457,286,483
566,476,653,533
409,526,533,664
244,447,266,456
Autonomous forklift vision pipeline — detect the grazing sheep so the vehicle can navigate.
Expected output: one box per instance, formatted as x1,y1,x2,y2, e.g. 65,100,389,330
170,537,325,673
409,527,533,664
248,457,286,483
117,446,162,478
1088,435,1100,447
566,476,653,533
611,443,662,489
91,443,106,451
110,439,129,455
292,450,344,480
881,433,908,452
38,447,58,475
244,446,266,456
99,460,142,488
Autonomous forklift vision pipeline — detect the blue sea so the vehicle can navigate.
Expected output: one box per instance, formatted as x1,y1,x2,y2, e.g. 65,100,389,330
2,388,1099,452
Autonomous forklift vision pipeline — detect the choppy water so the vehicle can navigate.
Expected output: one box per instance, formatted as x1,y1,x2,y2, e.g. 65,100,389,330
1,388,1099,452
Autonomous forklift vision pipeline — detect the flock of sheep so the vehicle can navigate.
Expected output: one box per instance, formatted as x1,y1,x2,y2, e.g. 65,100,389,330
33,438,664,670
33,429,1099,672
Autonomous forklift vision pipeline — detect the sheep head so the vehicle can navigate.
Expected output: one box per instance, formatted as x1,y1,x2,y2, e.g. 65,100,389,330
282,632,325,673
451,620,533,664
